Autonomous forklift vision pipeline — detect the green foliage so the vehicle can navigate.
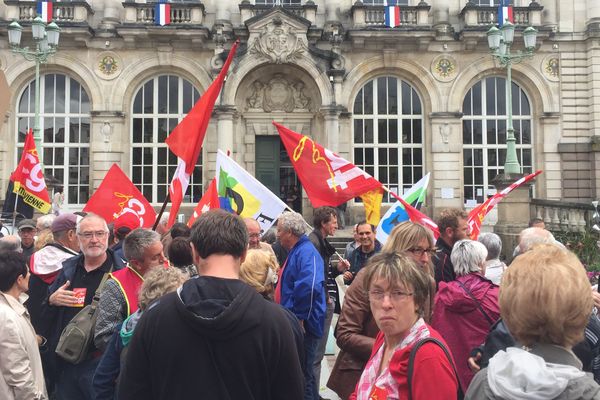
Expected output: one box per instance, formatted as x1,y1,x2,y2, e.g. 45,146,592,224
553,229,600,272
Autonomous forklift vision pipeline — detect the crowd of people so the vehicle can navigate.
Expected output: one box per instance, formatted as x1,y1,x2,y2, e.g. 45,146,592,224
0,206,600,400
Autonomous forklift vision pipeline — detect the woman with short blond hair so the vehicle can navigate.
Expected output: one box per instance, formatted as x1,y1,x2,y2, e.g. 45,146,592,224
466,245,600,399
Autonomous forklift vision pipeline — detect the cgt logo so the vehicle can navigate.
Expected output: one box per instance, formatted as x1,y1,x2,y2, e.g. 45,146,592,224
112,192,146,226
21,149,47,193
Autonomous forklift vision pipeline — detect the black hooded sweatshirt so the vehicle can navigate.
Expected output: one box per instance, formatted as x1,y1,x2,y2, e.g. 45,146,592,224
118,276,304,400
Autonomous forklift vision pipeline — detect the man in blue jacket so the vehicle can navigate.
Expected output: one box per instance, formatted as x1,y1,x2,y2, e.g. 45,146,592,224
276,211,326,400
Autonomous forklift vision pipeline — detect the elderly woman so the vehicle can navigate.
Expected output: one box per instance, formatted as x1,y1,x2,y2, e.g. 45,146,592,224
350,252,459,400
431,239,500,392
0,251,47,400
328,222,438,399
477,232,506,285
466,245,600,399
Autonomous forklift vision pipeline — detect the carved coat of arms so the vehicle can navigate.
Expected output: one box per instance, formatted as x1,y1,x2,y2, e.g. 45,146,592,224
249,18,307,64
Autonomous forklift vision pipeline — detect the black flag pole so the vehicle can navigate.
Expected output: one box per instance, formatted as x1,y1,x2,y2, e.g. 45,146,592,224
152,192,170,231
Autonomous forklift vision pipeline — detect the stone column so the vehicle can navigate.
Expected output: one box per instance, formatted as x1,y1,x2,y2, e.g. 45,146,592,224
90,111,125,190
539,112,562,200
215,105,236,156
492,174,535,262
430,112,464,214
588,0,600,26
322,106,340,152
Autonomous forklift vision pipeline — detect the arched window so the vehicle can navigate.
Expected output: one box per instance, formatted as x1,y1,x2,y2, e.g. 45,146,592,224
16,74,91,205
353,76,424,202
131,75,202,204
462,77,533,204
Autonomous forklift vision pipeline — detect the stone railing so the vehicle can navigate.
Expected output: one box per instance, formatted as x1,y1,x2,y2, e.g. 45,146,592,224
239,2,317,25
351,3,431,28
460,1,543,28
122,2,205,25
4,1,93,24
530,199,595,233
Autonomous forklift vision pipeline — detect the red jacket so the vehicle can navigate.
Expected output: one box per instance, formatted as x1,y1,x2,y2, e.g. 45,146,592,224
350,327,459,400
110,266,144,316
431,273,500,391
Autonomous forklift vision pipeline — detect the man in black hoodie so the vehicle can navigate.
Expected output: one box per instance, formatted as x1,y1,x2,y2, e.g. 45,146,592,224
119,209,304,400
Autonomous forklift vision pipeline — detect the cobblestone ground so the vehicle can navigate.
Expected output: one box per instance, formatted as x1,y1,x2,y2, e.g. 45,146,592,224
319,314,342,400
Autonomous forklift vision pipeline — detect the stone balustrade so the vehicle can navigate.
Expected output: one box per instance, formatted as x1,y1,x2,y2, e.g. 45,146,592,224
239,1,317,24
530,199,595,233
460,2,543,28
5,1,92,24
122,2,204,25
351,4,431,28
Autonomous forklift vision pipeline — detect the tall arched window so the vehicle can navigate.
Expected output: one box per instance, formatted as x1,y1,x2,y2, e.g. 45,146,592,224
353,76,424,202
462,77,533,204
131,75,202,204
16,74,91,205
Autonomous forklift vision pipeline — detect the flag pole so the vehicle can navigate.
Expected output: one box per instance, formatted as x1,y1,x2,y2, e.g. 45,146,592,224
11,192,18,234
153,192,170,231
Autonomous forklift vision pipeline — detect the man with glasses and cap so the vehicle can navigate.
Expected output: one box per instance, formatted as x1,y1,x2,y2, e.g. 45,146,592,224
43,213,125,400
17,219,36,259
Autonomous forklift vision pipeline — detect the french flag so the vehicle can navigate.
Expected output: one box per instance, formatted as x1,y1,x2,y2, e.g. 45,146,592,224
385,5,401,28
37,1,53,23
155,2,171,26
498,0,514,26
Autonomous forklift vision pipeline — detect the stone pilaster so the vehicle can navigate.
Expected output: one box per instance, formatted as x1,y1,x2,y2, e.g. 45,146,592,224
89,110,126,190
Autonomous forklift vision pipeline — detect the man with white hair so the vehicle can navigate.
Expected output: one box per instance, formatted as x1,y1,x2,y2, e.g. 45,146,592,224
0,235,22,253
156,212,170,236
275,211,326,400
44,213,126,400
517,226,556,254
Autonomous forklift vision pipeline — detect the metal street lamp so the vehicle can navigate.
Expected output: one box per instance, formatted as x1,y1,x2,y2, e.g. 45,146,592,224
487,22,537,175
8,17,60,163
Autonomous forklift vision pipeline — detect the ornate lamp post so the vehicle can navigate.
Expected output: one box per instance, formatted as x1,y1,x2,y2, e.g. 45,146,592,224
8,17,60,163
487,22,537,175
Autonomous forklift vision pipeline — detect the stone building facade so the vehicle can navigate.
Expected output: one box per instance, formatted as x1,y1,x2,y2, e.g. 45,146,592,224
0,0,599,223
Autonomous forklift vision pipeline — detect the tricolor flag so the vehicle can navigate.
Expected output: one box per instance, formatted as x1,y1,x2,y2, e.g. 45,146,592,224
274,122,383,208
37,1,53,23
165,40,239,228
385,5,401,28
498,0,514,27
187,177,219,228
11,129,52,213
468,170,542,240
216,150,287,233
83,164,156,228
376,173,431,244
155,1,171,26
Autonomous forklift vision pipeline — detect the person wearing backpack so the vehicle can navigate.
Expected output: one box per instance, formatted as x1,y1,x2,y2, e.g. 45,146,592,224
43,213,125,400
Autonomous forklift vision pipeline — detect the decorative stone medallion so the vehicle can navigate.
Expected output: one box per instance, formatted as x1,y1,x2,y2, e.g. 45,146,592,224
431,55,457,82
94,51,122,80
248,17,308,64
541,55,560,82
246,74,312,112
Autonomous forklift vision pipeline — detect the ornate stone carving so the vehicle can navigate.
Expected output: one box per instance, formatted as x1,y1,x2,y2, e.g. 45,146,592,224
248,17,307,64
542,55,560,82
246,74,312,112
94,51,122,80
431,55,457,82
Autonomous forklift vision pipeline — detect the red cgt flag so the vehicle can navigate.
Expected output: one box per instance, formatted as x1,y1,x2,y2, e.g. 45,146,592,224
187,177,219,227
12,129,51,213
83,164,156,228
468,170,543,240
274,122,382,208
165,41,239,228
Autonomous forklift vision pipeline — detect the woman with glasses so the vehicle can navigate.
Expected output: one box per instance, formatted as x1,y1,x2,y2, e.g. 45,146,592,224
349,252,459,400
328,221,438,399
431,239,500,393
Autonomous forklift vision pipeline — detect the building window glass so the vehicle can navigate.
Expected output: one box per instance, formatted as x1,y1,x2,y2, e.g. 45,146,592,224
16,73,91,205
462,76,533,204
361,0,409,5
131,75,201,204
471,0,513,5
353,76,424,203
255,0,302,5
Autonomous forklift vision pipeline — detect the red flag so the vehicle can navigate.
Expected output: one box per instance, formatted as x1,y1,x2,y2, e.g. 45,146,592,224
12,129,51,213
390,191,440,239
187,177,219,227
274,122,382,207
165,41,239,228
467,170,542,239
83,164,156,228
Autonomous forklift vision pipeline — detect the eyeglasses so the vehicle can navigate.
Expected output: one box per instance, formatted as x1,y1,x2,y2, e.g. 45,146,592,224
78,231,108,239
406,247,437,257
368,289,413,302
248,233,262,239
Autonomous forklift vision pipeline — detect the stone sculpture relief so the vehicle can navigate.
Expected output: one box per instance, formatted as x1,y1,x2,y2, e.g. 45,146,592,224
246,74,312,112
248,17,307,64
